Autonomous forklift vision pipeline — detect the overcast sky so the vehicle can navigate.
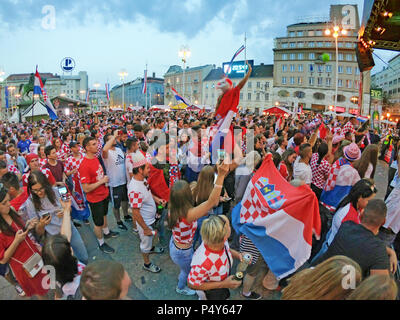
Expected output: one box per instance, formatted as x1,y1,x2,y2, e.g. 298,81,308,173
0,0,397,89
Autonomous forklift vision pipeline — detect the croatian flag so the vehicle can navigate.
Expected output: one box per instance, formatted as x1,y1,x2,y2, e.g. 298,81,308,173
275,117,282,134
226,45,246,75
34,67,58,120
105,83,110,101
171,87,190,107
142,70,147,94
232,154,321,280
86,90,90,103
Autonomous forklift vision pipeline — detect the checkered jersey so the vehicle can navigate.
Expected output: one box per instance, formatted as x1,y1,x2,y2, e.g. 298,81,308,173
172,218,198,245
310,153,331,189
95,137,103,158
56,149,67,162
128,190,143,209
342,121,355,135
7,164,19,175
22,168,53,187
188,242,232,287
39,158,47,168
61,143,71,159
64,154,84,175
324,158,350,192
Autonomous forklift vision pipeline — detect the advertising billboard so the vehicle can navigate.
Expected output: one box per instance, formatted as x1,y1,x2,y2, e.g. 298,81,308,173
222,60,254,79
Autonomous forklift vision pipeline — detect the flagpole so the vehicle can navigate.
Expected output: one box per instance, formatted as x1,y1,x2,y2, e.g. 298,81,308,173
244,33,247,63
145,64,148,110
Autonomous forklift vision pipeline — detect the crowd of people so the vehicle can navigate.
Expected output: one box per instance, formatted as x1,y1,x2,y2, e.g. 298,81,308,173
0,82,400,300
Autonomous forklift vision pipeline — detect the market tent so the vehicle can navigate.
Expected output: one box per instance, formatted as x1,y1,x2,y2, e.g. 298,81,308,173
263,106,293,115
323,111,337,117
21,101,51,121
149,105,170,112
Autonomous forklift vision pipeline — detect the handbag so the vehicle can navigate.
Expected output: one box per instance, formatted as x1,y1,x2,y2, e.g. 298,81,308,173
11,238,44,279
204,245,232,300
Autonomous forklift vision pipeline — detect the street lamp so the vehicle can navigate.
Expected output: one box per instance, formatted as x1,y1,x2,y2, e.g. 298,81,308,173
118,70,128,111
93,83,100,112
178,46,191,102
325,25,348,113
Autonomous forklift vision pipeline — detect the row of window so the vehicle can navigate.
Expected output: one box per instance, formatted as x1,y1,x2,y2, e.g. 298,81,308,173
205,92,270,101
280,52,356,62
281,64,360,75
288,30,357,37
280,41,355,49
281,77,359,89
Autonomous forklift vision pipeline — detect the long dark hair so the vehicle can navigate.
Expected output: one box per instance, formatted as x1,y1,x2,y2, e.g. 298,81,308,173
353,144,379,179
336,179,376,212
0,185,24,236
168,180,194,229
316,142,329,166
27,171,58,212
42,234,79,286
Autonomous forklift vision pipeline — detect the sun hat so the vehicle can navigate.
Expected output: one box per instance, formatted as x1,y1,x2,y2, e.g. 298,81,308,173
343,143,361,162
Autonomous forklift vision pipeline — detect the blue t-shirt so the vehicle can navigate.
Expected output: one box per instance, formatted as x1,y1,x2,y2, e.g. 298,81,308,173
17,139,31,154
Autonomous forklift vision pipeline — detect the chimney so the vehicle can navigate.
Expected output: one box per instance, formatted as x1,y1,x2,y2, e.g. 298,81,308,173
153,72,155,78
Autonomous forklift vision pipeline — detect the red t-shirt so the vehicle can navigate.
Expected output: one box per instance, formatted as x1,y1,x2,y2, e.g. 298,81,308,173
78,157,109,203
10,187,29,212
215,87,240,120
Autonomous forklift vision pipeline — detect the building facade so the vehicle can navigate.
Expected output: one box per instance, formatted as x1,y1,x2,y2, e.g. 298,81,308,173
371,54,400,118
111,74,164,109
202,63,274,113
273,4,371,115
164,65,214,107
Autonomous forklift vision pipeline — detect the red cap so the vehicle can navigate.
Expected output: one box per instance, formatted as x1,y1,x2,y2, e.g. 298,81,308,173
25,153,39,166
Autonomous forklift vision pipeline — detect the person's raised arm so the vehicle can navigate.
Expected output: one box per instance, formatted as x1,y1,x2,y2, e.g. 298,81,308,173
60,199,72,242
102,130,118,160
186,162,230,224
237,63,252,90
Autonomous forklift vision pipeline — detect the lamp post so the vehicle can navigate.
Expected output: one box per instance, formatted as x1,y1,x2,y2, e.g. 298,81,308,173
178,46,191,103
93,83,100,113
325,25,348,113
118,70,128,112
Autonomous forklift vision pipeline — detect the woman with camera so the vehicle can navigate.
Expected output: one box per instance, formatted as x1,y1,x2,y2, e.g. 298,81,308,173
0,183,49,298
21,171,88,264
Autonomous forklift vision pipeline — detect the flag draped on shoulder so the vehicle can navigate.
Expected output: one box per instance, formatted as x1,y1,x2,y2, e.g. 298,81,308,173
34,67,58,120
232,154,321,280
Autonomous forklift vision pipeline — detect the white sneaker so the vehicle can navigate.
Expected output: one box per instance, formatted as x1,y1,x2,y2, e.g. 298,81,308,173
176,286,196,296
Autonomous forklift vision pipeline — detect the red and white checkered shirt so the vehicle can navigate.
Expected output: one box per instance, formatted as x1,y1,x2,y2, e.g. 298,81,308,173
95,137,103,158
22,168,53,187
61,143,71,159
56,148,67,162
64,153,85,176
39,158,47,168
172,218,198,245
310,153,331,189
188,242,233,287
128,178,156,226
342,121,356,135
7,164,20,176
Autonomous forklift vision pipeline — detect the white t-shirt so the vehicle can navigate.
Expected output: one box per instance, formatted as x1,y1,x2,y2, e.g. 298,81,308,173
125,151,140,182
276,147,285,156
128,177,156,226
103,148,127,188
293,157,312,184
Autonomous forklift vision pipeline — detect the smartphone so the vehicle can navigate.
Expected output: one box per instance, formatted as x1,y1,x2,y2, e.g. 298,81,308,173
42,212,51,219
217,149,225,162
58,186,70,201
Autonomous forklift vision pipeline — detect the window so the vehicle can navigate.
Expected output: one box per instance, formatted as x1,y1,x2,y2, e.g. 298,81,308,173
326,42,332,47
282,54,288,60
289,31,295,37
309,64,314,72
317,42,323,47
338,79,343,87
309,53,315,59
298,64,304,72
211,83,215,88
290,53,296,60
297,31,303,36
257,82,260,88
297,42,304,48
282,77,287,85
282,65,288,72
282,43,289,48
355,68,360,75
290,77,295,85
205,84,208,89
309,77,315,86
298,53,304,59
316,30,323,36
309,42,315,48
240,93,243,100
326,65,332,73
265,82,270,89
298,77,303,85
256,93,260,101
265,93,270,101
248,93,252,100
346,42,353,48
290,42,296,48
346,80,352,88
338,42,344,48
290,64,296,72
317,65,324,73
248,82,252,88
309,30,315,36
338,66,344,74
338,53,344,61
346,54,353,61
326,78,331,87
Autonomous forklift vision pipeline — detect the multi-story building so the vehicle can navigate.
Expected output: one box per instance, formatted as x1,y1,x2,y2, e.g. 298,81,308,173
371,54,400,118
0,71,88,118
88,89,109,111
164,65,213,106
273,4,371,115
202,63,274,113
111,73,164,109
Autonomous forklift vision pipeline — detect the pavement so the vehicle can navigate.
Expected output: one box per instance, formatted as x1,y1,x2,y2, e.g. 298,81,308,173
0,161,390,300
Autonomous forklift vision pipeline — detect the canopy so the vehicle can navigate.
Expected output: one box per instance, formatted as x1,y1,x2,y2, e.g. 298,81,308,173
149,105,170,112
21,101,51,119
323,111,337,117
263,106,293,115
337,112,355,118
